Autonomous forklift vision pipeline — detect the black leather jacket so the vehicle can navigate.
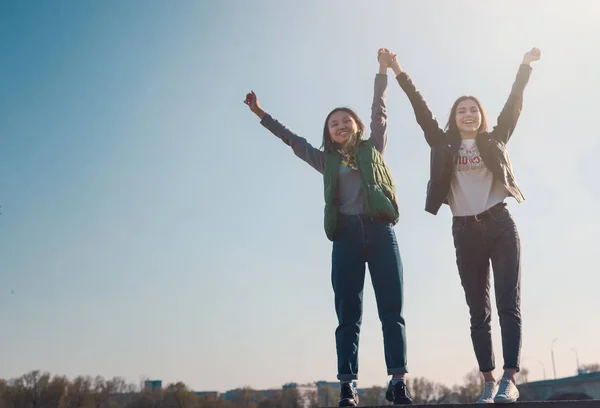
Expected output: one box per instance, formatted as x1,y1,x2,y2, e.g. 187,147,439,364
396,64,533,215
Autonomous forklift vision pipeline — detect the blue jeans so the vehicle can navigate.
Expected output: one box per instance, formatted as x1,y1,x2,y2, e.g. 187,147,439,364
452,203,522,373
332,213,408,381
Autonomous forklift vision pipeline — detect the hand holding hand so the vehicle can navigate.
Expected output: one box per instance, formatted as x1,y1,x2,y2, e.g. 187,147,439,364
378,48,396,68
378,48,403,76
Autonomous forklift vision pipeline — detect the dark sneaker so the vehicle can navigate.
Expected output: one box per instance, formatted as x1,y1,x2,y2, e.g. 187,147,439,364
338,382,359,407
386,380,413,405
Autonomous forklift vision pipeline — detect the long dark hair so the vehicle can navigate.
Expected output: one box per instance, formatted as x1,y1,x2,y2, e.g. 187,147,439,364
444,95,489,136
320,107,366,153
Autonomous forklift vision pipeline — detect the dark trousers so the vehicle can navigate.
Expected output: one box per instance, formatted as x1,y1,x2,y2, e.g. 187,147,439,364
452,203,521,373
332,214,408,381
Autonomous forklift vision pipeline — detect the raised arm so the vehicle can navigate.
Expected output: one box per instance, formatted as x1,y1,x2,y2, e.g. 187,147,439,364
244,91,326,173
490,47,541,144
390,54,445,148
367,49,392,154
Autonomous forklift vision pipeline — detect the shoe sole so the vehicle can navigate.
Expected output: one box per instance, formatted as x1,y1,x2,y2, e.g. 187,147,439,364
494,398,518,403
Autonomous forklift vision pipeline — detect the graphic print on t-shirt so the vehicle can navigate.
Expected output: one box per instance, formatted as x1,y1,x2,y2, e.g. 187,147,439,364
454,140,484,172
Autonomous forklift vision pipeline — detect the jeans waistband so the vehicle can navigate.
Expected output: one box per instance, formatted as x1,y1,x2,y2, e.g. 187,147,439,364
452,202,507,224
337,212,390,224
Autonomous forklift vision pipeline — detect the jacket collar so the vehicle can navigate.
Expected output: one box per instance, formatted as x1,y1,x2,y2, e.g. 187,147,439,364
446,131,462,155
446,131,491,155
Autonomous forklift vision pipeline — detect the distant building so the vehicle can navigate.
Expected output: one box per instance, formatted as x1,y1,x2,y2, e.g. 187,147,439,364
137,378,384,407
315,380,340,390
195,391,220,399
282,382,318,408
518,370,600,400
315,380,341,406
144,380,162,391
220,388,281,402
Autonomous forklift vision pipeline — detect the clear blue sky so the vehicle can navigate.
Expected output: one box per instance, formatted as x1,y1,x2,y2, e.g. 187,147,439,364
1,0,598,393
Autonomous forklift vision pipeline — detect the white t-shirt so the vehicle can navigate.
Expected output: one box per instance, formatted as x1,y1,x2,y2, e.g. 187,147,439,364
448,139,508,216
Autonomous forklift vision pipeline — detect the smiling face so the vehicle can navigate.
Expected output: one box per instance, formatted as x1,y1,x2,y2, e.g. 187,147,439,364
321,107,366,153
446,95,488,139
455,98,482,138
327,110,359,147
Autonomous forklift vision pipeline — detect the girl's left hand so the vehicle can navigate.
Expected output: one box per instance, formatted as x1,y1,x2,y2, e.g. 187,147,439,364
522,47,541,65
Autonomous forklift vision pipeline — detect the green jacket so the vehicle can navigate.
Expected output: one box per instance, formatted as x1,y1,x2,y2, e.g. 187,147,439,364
323,139,399,241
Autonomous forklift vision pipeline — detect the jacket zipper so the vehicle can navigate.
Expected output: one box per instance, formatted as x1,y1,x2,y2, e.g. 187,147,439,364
355,147,371,214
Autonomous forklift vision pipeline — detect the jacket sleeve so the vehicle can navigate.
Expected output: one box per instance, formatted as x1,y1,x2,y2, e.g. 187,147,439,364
489,64,533,144
368,73,388,154
260,113,326,173
395,72,445,147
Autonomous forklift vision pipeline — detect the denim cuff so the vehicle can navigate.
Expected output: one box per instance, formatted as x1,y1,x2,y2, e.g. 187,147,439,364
503,365,520,373
387,367,408,376
337,373,358,381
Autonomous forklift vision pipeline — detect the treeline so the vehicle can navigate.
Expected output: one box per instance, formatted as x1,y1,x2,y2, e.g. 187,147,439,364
0,369,487,407
1,364,598,407
0,372,304,408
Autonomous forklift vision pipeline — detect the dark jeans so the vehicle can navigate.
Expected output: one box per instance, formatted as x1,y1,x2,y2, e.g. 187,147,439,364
332,213,408,381
451,202,521,373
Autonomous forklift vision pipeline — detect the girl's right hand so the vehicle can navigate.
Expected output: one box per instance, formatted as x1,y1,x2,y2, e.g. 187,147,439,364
244,90,265,119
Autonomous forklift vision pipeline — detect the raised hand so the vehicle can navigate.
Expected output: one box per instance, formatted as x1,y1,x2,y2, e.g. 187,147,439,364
522,47,541,65
378,48,396,69
378,48,403,76
244,90,265,119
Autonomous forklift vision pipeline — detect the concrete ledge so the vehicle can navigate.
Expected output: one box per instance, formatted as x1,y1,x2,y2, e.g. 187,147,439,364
319,401,599,408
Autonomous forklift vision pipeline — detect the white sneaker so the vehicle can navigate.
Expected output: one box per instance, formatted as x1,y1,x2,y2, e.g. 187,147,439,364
494,379,519,403
476,381,498,403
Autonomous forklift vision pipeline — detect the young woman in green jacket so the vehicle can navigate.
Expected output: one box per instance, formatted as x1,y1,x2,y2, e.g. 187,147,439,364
244,49,413,407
